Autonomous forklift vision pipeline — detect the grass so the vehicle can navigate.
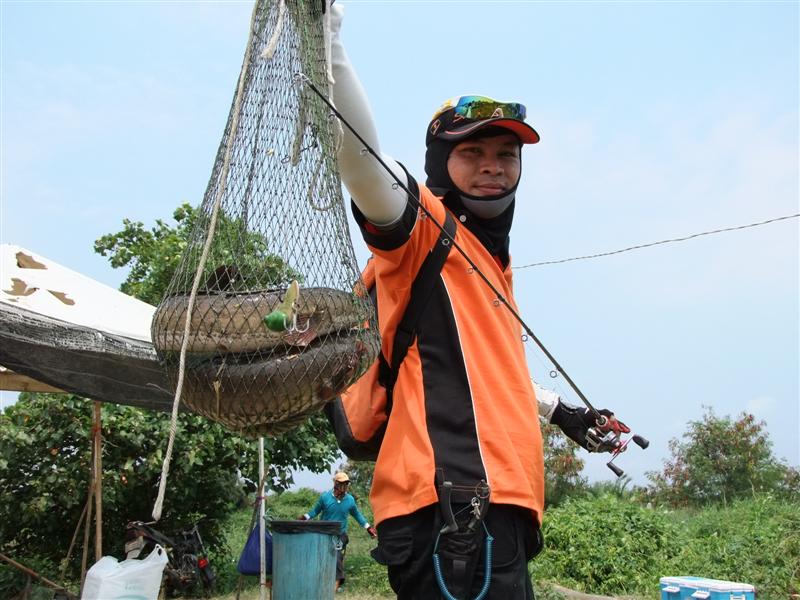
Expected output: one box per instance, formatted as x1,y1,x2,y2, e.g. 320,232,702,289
208,489,562,600
204,491,798,600
213,590,389,600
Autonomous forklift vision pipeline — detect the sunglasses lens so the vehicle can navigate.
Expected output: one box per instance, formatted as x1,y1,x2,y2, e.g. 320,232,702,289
453,96,526,121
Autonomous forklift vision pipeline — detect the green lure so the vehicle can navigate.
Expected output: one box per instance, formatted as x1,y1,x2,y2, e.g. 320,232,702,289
263,280,300,332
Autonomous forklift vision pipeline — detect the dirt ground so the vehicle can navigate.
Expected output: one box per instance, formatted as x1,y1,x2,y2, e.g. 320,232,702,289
213,589,390,600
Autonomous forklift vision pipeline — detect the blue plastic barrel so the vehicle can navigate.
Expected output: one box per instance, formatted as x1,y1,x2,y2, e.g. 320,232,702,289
270,520,340,600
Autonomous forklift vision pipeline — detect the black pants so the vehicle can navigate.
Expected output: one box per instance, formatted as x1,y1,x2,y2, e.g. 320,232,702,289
372,504,542,600
336,533,349,583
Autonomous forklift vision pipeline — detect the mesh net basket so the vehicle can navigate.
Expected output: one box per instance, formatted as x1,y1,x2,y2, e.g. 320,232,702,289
151,0,378,438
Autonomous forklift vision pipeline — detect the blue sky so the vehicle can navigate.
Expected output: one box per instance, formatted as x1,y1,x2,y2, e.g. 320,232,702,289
2,0,798,489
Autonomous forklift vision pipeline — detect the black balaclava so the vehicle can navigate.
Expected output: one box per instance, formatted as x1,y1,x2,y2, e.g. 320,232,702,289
424,126,521,264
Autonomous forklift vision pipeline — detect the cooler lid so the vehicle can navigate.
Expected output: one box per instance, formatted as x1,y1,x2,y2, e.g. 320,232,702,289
659,577,755,592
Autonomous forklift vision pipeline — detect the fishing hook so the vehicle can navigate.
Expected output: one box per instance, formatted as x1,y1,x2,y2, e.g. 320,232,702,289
289,313,310,334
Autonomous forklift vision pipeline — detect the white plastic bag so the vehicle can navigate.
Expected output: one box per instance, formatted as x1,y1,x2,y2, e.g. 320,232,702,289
81,544,168,600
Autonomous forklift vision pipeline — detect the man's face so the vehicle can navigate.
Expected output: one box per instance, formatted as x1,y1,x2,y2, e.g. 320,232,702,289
446,133,521,197
333,481,349,498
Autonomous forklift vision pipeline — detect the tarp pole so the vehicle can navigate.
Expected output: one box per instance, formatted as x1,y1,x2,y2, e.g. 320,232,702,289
93,401,103,561
258,437,266,600
79,447,95,593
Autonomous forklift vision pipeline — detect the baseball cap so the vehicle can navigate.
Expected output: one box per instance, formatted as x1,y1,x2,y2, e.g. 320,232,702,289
333,471,350,483
426,95,540,146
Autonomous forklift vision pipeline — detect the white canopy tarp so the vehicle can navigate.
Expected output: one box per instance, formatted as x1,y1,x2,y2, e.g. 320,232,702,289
0,244,174,411
1,244,154,342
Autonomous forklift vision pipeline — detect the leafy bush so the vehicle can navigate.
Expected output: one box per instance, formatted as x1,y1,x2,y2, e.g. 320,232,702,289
215,492,799,599
665,495,800,598
532,494,799,599
531,494,681,595
646,407,799,507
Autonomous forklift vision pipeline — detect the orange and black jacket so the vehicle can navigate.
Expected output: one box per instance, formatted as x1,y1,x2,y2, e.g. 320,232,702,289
351,176,545,528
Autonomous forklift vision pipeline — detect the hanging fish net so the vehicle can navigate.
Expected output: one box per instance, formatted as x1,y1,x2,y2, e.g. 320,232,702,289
151,0,378,438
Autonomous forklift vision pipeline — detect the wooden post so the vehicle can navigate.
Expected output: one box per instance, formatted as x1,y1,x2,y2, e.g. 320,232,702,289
93,401,103,561
79,465,94,592
258,437,266,600
79,402,101,594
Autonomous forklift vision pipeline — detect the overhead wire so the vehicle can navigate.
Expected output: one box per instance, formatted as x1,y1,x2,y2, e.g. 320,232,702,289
515,213,800,270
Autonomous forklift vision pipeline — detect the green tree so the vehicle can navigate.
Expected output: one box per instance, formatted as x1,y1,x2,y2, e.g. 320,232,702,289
0,393,337,587
646,406,799,507
93,202,298,305
93,203,195,306
0,394,245,582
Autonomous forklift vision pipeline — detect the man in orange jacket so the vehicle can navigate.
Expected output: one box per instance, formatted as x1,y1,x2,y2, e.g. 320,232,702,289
328,5,630,598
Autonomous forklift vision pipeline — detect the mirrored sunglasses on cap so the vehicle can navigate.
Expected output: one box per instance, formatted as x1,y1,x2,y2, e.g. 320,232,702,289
429,95,539,144
432,95,527,122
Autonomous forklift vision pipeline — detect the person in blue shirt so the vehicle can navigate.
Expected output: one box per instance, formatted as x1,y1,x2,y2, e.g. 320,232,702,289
299,471,377,591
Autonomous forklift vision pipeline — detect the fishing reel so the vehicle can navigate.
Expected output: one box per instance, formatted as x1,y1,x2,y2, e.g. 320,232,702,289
585,413,649,477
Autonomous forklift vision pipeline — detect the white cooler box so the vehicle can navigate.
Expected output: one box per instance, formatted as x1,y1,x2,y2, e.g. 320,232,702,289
660,576,755,600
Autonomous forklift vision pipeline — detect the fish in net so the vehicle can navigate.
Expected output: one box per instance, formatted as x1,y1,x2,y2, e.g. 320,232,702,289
151,0,379,438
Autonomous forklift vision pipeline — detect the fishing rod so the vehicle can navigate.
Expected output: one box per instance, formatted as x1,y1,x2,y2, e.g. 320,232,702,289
297,74,596,408
297,73,648,473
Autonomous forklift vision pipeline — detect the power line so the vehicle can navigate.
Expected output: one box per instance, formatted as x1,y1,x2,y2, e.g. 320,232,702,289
514,213,800,269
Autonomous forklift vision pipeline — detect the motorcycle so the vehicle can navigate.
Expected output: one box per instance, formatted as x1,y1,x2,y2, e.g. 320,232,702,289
124,520,216,597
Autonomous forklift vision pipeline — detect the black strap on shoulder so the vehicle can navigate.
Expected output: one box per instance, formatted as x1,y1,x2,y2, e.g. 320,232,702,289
380,211,457,414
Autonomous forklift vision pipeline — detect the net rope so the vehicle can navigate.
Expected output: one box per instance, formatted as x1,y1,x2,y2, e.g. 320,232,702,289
150,0,378,519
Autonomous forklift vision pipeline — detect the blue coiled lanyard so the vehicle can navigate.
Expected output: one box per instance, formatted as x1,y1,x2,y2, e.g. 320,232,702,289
432,503,494,600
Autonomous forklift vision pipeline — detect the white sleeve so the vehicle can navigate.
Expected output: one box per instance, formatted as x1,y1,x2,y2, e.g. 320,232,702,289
533,380,560,422
329,4,408,226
